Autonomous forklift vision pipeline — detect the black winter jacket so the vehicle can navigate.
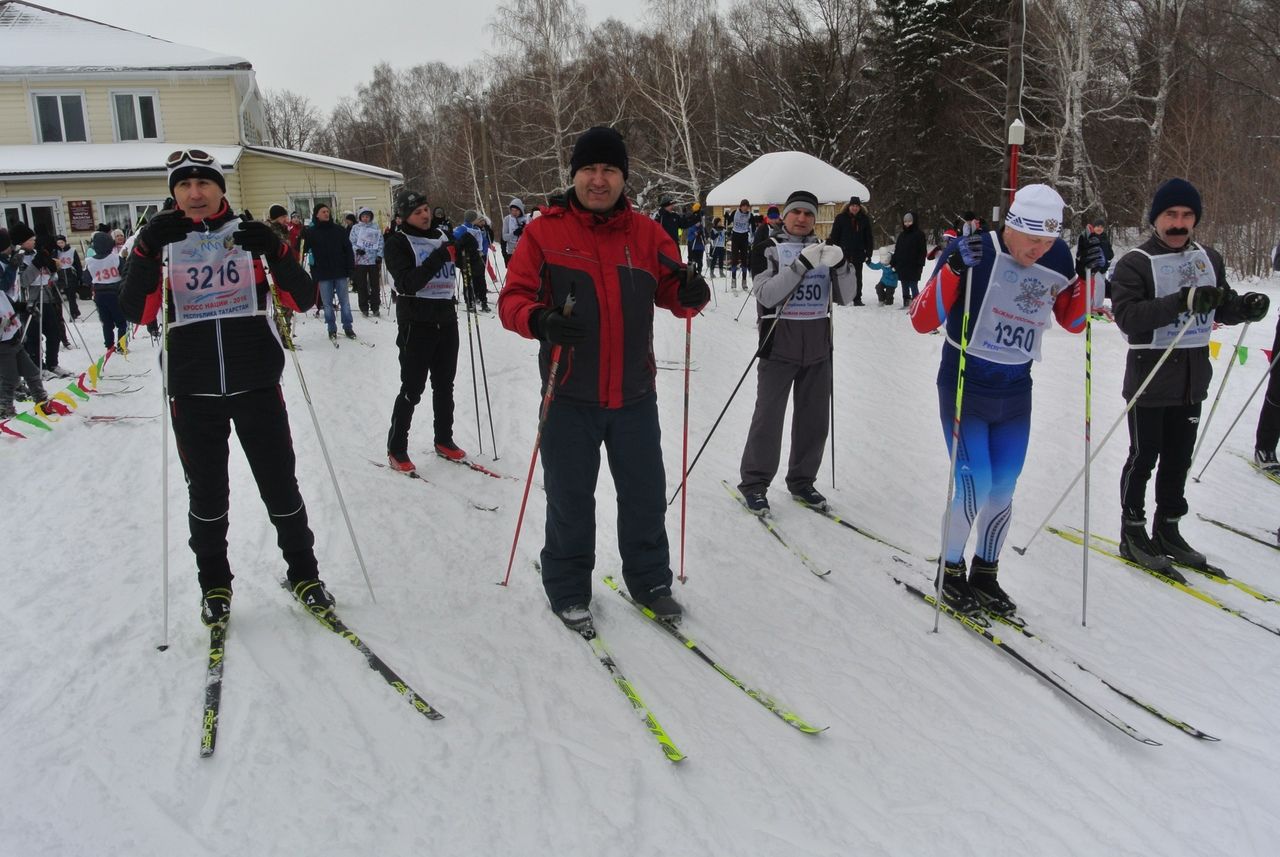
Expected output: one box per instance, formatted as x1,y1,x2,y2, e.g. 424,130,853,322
828,208,873,265
303,219,354,280
118,203,314,396
1112,234,1248,406
890,218,927,282
383,222,458,325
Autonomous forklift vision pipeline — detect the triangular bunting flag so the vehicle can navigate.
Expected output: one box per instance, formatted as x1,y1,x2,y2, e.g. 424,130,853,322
1265,349,1274,363
66,382,90,401
1236,346,1247,366
53,391,79,410
0,420,26,439
1208,341,1221,359
78,371,95,393
13,412,53,431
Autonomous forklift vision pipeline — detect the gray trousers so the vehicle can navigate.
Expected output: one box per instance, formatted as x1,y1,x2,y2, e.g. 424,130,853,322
0,335,47,411
738,357,832,495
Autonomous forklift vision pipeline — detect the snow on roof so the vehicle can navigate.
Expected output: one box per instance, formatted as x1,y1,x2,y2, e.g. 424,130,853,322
246,146,403,182
0,142,401,184
0,143,243,178
0,1,250,73
705,152,871,207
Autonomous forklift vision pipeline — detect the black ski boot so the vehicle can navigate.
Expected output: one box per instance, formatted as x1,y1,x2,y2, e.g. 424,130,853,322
969,556,1016,616
292,578,336,617
201,587,232,628
1154,516,1208,572
790,485,828,511
556,603,594,637
1119,517,1183,582
638,590,683,624
936,559,980,614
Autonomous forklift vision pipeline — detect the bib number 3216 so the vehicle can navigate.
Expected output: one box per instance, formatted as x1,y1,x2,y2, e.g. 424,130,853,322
184,260,241,290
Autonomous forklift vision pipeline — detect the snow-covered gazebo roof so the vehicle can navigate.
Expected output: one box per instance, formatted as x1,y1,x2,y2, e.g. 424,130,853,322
706,152,870,207
0,1,251,73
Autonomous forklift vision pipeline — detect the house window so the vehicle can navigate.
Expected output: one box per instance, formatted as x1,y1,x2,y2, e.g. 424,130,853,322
289,194,337,222
101,201,163,235
33,93,88,143
113,92,161,142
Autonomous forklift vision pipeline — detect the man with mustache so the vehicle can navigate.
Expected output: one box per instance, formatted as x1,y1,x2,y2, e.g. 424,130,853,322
1111,178,1270,577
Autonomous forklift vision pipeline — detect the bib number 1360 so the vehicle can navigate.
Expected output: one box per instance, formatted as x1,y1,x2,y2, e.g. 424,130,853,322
185,260,241,290
993,321,1034,351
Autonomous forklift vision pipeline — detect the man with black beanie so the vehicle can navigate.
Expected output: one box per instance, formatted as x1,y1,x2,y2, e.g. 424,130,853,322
499,124,709,634
738,189,851,515
1112,177,1271,576
828,196,873,305
383,187,471,473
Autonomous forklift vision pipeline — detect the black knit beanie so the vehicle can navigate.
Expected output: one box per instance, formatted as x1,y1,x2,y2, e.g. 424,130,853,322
396,189,428,219
569,126,629,179
9,221,35,245
268,204,288,220
1148,178,1202,225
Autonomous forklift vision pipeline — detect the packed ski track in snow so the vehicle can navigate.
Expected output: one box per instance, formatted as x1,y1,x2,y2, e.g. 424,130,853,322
3,262,1279,857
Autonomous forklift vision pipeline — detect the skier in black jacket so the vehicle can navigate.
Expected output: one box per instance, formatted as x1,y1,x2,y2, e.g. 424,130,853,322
1112,178,1270,576
382,187,473,473
118,150,334,627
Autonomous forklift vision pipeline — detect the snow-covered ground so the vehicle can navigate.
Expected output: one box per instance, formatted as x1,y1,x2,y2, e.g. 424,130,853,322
3,260,1279,857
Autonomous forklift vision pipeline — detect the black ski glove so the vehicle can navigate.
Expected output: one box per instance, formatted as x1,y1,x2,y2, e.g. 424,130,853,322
531,305,587,345
232,221,286,262
946,233,983,275
1241,292,1271,322
135,210,195,257
1178,285,1223,314
677,268,710,308
1085,237,1108,273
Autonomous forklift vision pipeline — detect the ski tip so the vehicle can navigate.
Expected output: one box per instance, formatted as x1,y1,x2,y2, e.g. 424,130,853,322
156,644,169,652
1011,546,1028,556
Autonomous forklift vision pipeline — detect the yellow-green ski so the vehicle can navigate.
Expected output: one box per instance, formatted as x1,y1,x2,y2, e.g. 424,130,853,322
581,629,685,763
603,576,826,735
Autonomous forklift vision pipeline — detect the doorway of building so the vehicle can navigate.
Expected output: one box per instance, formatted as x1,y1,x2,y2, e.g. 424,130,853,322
2,200,60,241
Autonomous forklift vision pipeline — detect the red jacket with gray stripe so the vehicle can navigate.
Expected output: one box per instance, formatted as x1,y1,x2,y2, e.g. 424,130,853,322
498,192,698,408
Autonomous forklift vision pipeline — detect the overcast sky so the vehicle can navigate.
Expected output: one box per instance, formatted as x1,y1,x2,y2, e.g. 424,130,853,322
48,0,658,112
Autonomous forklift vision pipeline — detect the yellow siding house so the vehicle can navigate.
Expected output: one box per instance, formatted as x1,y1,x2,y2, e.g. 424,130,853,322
0,1,400,243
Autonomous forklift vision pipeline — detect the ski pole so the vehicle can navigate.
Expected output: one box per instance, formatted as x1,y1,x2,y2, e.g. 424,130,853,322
733,285,753,322
1013,290,1206,557
829,311,836,490
157,248,172,652
669,290,798,505
1194,346,1280,482
500,293,576,587
472,290,499,460
679,314,692,584
1081,268,1094,627
460,268,483,455
934,249,976,634
1189,322,1251,475
263,260,376,602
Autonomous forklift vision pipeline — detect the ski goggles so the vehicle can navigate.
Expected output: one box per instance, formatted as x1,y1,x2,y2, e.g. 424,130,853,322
165,149,216,169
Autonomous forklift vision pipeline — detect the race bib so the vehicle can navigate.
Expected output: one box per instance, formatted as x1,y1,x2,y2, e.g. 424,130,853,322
1132,246,1216,349
404,234,456,300
167,221,258,326
967,242,1069,365
87,252,122,284
773,241,831,321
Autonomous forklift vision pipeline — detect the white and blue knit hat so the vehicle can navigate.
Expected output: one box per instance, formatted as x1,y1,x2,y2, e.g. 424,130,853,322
1005,184,1065,237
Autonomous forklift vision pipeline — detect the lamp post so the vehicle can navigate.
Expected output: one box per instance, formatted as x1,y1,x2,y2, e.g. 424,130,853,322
1007,119,1025,207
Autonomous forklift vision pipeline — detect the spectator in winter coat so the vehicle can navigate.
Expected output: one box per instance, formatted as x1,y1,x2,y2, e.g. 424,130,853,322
890,211,928,307
304,203,356,341
1075,218,1114,309
498,125,709,633
828,196,873,305
657,199,700,246
382,188,471,473
116,149,334,627
686,220,706,274
502,199,527,264
266,206,298,338
1111,178,1270,575
453,210,491,312
738,190,851,515
909,184,1088,617
753,206,781,244
287,213,304,259
1254,305,1280,474
349,207,384,318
